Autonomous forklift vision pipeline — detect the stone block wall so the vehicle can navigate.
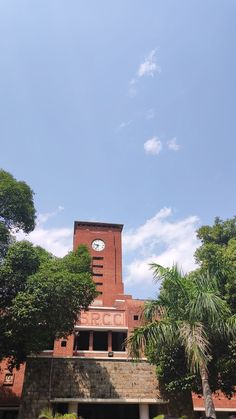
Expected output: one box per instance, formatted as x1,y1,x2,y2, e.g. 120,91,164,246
18,357,162,419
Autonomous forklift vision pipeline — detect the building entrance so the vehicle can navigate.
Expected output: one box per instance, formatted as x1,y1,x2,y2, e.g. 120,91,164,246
78,403,139,419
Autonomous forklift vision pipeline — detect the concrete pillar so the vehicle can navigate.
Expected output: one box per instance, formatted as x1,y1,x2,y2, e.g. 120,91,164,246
108,330,112,352
68,401,78,418
139,403,149,419
89,331,93,351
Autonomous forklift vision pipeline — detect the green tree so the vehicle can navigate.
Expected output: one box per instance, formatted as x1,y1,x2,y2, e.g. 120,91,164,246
38,407,61,419
127,265,236,419
193,216,236,400
0,240,97,367
38,408,76,419
147,343,198,417
0,170,97,367
195,216,236,312
0,170,36,259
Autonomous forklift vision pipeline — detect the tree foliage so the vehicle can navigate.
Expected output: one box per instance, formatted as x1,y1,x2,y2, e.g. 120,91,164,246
147,344,197,417
0,169,97,367
0,170,36,259
0,241,97,367
38,408,76,419
0,170,36,233
127,265,236,418
149,217,236,413
192,216,236,403
195,216,236,312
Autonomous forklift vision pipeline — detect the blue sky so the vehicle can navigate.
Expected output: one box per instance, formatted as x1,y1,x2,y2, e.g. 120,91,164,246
1,1,236,298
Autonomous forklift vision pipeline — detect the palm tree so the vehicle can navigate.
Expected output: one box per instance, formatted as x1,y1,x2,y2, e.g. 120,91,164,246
127,264,236,419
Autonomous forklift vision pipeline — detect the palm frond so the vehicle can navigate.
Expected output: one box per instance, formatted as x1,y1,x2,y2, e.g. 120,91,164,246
151,263,189,306
142,299,165,322
126,319,179,359
149,263,169,282
179,321,210,373
150,263,182,283
225,314,236,338
188,272,231,325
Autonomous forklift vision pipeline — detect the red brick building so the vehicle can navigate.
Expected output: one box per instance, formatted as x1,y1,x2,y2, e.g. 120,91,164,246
0,221,235,419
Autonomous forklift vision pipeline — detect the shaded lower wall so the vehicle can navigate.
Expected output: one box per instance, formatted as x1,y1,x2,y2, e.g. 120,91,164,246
0,360,25,408
18,357,164,419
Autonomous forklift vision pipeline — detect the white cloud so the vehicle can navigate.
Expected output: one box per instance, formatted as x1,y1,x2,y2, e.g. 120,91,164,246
16,207,72,257
137,49,161,78
119,120,132,130
129,48,160,96
17,227,72,257
144,136,181,155
37,206,64,225
123,208,200,291
144,137,162,155
167,137,180,151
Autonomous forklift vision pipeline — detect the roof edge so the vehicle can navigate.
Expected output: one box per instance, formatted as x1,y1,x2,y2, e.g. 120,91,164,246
74,221,123,234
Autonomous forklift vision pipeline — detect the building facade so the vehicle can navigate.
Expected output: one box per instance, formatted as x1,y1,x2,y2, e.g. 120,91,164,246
0,221,235,419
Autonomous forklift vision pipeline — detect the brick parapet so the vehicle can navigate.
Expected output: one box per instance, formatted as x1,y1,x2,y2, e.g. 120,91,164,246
192,392,236,410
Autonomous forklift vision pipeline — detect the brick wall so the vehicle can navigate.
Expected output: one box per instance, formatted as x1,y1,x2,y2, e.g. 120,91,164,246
192,392,236,410
0,360,25,406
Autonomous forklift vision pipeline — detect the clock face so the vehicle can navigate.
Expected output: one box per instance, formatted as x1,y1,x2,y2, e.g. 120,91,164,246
92,239,105,252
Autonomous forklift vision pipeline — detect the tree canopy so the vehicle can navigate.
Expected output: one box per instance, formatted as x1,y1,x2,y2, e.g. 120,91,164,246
127,264,236,418
128,216,236,418
0,241,97,367
0,170,36,259
195,216,236,312
38,407,76,419
0,170,97,367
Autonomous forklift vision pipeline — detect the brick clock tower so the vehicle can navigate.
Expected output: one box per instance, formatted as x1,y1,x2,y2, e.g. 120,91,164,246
73,221,124,306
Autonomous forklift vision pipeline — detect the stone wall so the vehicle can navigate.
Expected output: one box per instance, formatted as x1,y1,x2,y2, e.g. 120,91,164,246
18,357,162,419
